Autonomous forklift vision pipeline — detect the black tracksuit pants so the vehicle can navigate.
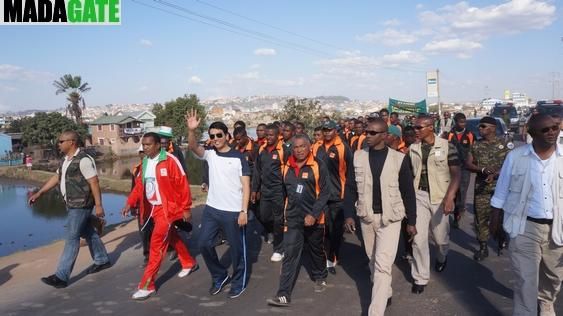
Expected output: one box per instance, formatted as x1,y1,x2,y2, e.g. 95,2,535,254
277,224,327,299
257,199,285,253
324,201,344,263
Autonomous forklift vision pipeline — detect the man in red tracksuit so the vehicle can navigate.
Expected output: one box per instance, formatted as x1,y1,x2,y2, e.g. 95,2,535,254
122,132,198,300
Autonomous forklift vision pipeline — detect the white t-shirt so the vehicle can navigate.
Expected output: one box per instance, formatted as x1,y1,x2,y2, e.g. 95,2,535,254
144,155,162,205
58,149,97,201
199,149,251,212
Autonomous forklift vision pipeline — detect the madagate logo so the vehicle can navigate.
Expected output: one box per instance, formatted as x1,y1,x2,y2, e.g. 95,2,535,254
1,0,121,25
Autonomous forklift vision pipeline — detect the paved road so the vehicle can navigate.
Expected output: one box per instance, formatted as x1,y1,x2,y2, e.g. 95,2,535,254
1,183,562,315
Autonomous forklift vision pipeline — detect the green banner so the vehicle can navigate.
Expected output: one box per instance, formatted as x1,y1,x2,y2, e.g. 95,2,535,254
388,98,427,114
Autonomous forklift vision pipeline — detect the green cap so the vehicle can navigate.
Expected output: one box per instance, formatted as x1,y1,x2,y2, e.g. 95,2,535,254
388,125,402,138
157,126,173,138
322,120,338,130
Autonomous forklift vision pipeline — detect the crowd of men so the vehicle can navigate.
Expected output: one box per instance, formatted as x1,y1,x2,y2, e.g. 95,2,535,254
30,107,562,316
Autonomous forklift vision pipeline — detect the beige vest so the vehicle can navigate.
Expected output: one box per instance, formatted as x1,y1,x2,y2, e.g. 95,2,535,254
409,137,451,204
354,147,406,225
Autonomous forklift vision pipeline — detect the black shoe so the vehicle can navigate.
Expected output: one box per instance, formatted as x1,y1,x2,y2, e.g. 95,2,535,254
327,267,336,275
411,284,425,294
434,257,447,272
474,242,489,261
386,297,392,307
267,296,291,307
209,275,231,296
228,287,246,299
41,274,68,288
86,261,111,274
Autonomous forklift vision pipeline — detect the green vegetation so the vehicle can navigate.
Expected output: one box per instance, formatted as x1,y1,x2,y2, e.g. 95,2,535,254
153,94,207,142
53,74,91,124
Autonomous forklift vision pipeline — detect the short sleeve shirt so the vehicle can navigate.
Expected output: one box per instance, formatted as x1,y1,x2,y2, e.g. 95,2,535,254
200,149,251,212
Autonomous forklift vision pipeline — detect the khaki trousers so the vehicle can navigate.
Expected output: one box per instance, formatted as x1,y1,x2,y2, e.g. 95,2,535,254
360,213,402,316
411,190,450,285
510,220,563,316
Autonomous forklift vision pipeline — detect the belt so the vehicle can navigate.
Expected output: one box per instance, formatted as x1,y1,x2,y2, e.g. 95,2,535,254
526,216,553,225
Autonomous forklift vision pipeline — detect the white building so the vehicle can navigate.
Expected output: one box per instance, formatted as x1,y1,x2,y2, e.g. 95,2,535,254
511,92,529,107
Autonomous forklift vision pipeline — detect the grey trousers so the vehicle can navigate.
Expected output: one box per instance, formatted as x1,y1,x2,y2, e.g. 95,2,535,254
510,220,563,316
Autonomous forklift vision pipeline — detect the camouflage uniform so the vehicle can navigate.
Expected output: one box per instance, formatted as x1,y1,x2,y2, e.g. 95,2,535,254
471,138,511,242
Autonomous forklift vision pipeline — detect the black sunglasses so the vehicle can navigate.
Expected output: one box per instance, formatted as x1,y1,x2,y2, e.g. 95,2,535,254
58,139,74,144
540,125,560,134
366,130,386,136
414,125,428,130
209,133,224,140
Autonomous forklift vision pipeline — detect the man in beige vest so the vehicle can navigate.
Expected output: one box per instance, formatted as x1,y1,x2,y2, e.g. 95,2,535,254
409,115,460,294
344,118,417,315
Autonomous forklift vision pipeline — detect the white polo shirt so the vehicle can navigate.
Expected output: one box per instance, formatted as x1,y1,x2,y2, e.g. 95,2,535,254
199,148,251,212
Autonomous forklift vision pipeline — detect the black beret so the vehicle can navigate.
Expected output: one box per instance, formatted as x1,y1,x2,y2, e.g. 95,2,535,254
479,116,497,126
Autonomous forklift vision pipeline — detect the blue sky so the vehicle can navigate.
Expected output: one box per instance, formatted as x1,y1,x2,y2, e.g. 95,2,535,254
0,0,561,111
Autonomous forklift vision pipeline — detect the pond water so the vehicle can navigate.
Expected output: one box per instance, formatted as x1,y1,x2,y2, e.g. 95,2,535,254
0,178,128,257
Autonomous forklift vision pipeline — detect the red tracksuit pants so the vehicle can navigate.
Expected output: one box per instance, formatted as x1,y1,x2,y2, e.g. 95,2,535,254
138,205,196,291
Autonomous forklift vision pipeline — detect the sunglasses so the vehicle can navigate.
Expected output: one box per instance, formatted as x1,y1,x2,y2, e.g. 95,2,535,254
540,125,560,134
414,125,429,130
58,139,73,144
209,133,224,140
366,130,386,136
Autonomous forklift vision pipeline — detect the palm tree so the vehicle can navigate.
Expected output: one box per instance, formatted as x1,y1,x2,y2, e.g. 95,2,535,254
53,74,91,123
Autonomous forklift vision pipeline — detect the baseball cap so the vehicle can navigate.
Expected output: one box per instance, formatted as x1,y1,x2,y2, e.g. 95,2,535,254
322,120,338,130
157,126,174,138
388,125,402,138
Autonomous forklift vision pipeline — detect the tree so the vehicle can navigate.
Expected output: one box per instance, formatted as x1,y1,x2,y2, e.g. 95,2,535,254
154,94,206,142
274,98,323,133
21,112,88,150
53,74,91,124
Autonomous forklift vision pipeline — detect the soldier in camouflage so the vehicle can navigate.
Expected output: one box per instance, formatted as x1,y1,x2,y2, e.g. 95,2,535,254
465,116,512,261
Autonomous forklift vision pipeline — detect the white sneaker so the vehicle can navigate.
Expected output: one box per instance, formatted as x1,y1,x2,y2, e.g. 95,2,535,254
270,252,284,262
539,301,556,316
178,264,199,278
132,289,155,300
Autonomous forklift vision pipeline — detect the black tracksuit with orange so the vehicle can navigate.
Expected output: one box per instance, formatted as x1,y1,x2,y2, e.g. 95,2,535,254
277,153,329,299
252,140,288,253
313,135,354,264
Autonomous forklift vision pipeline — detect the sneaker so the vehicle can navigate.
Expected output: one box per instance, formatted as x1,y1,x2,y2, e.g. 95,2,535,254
132,289,155,300
209,275,231,296
178,263,199,278
41,274,68,289
270,252,284,262
314,280,327,293
228,287,246,299
267,296,291,307
86,261,111,274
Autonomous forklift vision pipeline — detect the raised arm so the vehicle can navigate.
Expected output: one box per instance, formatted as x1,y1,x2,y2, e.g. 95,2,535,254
185,108,205,158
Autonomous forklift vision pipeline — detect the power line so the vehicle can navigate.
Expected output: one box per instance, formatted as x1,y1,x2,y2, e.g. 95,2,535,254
194,0,348,51
153,0,332,57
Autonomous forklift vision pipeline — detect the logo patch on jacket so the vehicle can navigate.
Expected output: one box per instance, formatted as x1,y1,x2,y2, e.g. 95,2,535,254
160,169,168,177
272,154,278,159
329,152,336,158
302,172,308,179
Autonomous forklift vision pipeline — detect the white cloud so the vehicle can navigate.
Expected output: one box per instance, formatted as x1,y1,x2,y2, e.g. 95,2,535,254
422,38,482,58
250,64,261,69
189,76,202,84
0,64,52,81
254,48,277,56
382,19,401,27
382,50,426,64
419,0,556,37
139,39,153,47
263,78,305,87
237,71,260,79
316,55,380,68
416,3,424,10
0,84,17,92
357,29,418,46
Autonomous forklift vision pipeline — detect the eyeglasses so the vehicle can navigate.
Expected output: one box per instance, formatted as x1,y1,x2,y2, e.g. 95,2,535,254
58,139,73,144
414,125,429,130
540,125,560,134
366,130,386,136
209,133,224,140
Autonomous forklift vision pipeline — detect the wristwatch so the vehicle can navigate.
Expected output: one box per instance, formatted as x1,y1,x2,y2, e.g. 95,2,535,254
240,209,247,214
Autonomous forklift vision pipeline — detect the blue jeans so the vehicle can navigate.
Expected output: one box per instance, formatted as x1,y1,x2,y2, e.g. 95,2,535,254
198,205,248,291
55,208,109,282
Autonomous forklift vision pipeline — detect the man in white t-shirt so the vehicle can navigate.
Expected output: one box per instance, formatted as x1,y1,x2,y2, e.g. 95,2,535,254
29,130,110,289
186,109,251,299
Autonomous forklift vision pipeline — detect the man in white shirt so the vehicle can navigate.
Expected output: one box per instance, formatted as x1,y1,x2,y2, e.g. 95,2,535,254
186,109,251,299
29,130,110,288
491,114,563,316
